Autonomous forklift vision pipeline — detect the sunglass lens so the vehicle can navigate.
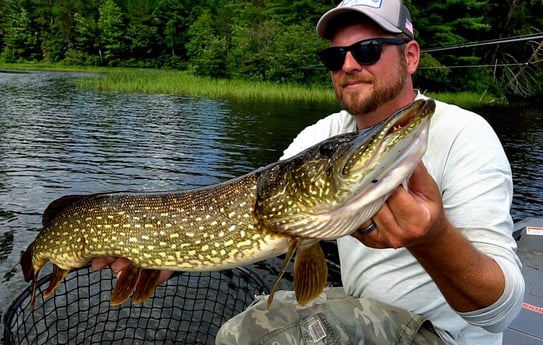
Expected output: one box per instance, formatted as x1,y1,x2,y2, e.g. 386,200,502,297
319,48,345,71
352,40,381,65
319,38,403,71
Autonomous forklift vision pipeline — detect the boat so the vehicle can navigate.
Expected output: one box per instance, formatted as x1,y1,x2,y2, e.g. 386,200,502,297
504,217,543,344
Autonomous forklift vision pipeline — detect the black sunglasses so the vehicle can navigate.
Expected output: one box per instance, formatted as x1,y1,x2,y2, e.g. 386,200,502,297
318,38,408,71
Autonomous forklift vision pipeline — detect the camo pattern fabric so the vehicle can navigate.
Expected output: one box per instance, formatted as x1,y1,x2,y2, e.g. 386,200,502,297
216,287,446,345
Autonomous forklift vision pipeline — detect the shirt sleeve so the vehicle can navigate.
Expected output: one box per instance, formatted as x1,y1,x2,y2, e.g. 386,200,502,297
457,256,524,332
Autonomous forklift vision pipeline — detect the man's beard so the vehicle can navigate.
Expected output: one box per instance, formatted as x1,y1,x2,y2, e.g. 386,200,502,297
335,60,407,116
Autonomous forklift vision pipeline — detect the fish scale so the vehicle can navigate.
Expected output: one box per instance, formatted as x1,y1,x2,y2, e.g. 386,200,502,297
21,99,435,309
34,177,288,272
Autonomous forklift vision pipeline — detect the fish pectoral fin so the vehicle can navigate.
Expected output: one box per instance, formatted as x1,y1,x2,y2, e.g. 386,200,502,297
293,242,328,306
44,265,69,299
110,263,141,306
267,238,302,310
132,269,162,304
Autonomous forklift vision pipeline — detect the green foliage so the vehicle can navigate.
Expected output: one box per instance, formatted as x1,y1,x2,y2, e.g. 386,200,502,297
415,53,451,92
186,9,227,78
98,0,126,66
2,1,39,62
73,12,98,60
257,21,328,85
64,48,100,66
0,0,542,98
227,21,279,81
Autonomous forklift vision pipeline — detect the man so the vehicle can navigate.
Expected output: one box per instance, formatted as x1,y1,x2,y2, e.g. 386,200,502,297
214,0,524,344
94,1,524,343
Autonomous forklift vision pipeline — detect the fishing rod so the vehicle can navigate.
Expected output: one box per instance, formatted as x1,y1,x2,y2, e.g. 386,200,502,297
421,33,543,53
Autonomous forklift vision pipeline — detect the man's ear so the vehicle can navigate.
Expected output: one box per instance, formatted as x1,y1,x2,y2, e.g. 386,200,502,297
405,40,420,74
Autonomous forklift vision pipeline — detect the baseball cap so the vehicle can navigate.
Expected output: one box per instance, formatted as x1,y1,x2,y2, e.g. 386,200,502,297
317,0,414,40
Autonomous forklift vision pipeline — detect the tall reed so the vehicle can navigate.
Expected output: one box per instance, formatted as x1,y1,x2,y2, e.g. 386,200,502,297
77,69,337,103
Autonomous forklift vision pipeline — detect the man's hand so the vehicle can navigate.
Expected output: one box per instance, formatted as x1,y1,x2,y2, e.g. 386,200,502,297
353,162,505,312
353,162,448,248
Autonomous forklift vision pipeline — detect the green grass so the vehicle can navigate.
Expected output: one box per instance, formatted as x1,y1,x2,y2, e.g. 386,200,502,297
1,63,506,107
426,91,508,108
76,68,337,103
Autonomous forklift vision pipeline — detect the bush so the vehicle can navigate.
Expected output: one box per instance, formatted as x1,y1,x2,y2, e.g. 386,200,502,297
63,49,100,66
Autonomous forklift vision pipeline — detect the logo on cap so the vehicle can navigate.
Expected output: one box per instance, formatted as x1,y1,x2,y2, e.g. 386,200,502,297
340,0,383,9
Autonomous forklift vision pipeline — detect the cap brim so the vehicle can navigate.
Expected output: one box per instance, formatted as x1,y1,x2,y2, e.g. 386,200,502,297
316,7,402,39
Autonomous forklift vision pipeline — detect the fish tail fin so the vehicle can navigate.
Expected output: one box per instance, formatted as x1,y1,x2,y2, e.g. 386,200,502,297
110,262,142,305
267,238,302,310
20,243,43,310
132,269,162,304
44,265,69,299
293,242,328,306
20,244,35,282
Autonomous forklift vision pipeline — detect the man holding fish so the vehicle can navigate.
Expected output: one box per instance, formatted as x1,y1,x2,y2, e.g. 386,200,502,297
94,0,525,343
214,1,524,344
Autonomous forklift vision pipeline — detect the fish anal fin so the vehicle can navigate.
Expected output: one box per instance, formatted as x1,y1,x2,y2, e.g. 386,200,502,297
44,265,69,299
42,195,84,227
111,263,141,306
132,269,161,304
293,241,328,306
267,238,302,310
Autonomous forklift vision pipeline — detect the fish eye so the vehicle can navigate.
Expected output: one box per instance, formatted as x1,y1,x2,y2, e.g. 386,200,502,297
319,141,339,157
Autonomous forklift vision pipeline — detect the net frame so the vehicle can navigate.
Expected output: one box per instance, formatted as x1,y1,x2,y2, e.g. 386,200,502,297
3,265,268,344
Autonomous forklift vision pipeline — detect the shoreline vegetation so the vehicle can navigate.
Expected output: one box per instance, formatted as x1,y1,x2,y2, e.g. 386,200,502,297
1,64,507,108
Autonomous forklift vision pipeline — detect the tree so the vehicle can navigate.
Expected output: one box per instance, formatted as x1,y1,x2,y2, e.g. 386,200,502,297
411,0,495,93
65,11,100,65
185,9,226,78
97,0,126,66
483,0,543,98
0,0,542,98
264,20,328,85
1,0,39,62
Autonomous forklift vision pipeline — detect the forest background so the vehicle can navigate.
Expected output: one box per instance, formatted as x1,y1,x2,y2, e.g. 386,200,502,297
1,0,542,100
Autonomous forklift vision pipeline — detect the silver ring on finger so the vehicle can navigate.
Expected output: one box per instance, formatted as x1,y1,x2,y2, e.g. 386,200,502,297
359,221,377,235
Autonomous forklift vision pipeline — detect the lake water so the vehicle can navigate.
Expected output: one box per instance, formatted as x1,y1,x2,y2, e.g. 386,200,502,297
1,70,542,339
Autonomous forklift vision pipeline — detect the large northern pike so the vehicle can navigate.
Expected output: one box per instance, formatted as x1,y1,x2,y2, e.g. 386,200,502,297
21,99,435,309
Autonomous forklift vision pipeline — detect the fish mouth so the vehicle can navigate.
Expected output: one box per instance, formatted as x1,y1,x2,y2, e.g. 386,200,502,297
343,99,435,175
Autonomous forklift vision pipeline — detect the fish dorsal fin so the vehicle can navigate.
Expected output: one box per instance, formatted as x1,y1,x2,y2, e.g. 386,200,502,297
293,242,328,306
267,238,302,310
42,195,85,227
111,262,141,305
132,269,162,304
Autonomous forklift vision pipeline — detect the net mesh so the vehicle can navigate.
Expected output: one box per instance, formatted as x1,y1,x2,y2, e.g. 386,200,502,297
3,265,268,345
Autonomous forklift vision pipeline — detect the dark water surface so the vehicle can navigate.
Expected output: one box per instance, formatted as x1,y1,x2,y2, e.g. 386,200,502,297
1,71,542,336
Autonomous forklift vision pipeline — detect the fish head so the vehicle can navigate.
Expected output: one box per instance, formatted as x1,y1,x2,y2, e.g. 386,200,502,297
256,99,436,239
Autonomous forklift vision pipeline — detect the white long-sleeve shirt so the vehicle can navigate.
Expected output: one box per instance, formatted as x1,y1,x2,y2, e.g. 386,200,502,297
281,93,524,345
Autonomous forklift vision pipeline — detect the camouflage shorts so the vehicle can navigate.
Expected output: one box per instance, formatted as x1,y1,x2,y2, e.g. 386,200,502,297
216,287,445,345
